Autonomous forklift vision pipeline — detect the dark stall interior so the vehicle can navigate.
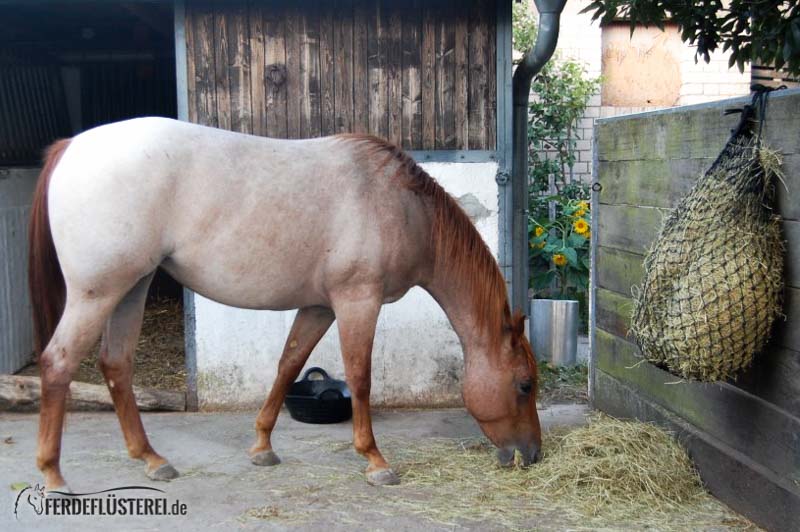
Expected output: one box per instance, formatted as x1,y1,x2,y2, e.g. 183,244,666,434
0,1,177,165
3,1,185,387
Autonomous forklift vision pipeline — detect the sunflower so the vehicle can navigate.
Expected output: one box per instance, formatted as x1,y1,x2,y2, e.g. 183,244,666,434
534,226,545,237
552,253,567,267
573,218,589,235
574,208,586,217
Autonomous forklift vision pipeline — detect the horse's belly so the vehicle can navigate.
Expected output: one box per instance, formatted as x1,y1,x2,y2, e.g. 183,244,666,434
162,242,326,310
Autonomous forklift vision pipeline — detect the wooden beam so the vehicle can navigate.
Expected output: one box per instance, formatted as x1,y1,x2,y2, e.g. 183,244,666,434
0,375,186,412
592,369,800,532
121,2,172,38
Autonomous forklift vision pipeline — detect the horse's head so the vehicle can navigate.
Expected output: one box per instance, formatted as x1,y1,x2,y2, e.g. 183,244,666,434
462,311,542,466
27,484,45,515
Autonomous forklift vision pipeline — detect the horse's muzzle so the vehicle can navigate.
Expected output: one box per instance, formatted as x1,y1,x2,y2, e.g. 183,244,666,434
497,442,541,467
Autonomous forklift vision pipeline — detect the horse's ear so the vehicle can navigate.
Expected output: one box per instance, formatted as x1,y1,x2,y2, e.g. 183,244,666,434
510,310,525,345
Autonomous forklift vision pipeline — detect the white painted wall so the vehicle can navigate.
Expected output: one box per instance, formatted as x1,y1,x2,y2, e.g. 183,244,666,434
192,162,500,410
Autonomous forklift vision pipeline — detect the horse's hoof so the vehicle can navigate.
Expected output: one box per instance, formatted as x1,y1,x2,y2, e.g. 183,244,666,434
45,486,72,498
251,450,281,467
366,468,400,486
146,462,179,481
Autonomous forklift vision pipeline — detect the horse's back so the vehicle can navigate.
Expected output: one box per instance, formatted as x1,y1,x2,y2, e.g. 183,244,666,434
49,118,429,309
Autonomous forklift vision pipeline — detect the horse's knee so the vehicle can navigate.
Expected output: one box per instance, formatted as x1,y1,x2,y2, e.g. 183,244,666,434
36,451,57,472
353,433,376,455
99,346,131,379
39,348,74,388
349,378,371,400
98,352,120,375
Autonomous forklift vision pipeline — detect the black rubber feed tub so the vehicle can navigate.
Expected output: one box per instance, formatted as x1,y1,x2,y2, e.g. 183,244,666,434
284,367,352,424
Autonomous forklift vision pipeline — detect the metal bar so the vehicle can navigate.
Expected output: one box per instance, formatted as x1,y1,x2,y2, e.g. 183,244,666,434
174,0,198,411
496,0,513,291
174,0,189,122
588,121,599,402
409,150,497,163
597,87,800,124
510,0,566,316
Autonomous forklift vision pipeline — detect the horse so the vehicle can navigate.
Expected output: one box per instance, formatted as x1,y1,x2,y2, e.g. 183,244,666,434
28,117,541,492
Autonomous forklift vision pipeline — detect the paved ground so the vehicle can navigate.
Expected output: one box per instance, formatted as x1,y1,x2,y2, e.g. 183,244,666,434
1,405,589,531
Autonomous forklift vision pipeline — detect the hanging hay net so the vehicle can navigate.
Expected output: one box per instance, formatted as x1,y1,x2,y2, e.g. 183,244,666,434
630,90,784,381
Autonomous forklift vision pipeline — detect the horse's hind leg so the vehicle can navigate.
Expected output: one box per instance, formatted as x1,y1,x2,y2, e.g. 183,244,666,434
99,273,178,481
250,306,335,466
38,296,118,492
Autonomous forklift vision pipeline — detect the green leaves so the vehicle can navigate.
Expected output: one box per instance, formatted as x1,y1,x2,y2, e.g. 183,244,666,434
528,195,591,299
515,6,596,302
526,56,601,196
561,247,579,268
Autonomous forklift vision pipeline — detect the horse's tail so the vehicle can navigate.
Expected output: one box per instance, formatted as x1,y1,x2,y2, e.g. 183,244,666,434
28,139,71,356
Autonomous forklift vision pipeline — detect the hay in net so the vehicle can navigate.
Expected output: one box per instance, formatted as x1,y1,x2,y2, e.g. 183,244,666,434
630,94,784,382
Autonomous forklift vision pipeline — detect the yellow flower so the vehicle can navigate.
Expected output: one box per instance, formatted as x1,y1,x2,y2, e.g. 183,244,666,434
579,200,589,211
553,253,567,267
534,226,545,237
538,241,546,249
573,218,589,235
574,208,586,217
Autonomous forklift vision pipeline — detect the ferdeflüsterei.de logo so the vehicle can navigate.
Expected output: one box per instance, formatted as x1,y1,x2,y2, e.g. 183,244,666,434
13,483,188,521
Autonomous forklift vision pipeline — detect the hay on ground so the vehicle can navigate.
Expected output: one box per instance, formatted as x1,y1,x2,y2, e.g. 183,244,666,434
240,415,756,530
388,415,747,528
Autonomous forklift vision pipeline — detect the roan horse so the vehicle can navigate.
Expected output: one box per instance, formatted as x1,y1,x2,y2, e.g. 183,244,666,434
28,117,541,491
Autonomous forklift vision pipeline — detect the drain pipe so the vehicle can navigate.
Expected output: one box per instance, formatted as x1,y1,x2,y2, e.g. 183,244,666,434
510,0,567,315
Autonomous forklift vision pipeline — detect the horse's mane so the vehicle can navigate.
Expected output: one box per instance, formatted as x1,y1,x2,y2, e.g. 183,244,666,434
338,134,523,352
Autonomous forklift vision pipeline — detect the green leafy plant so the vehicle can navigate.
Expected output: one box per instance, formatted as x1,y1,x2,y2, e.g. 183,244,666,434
514,2,598,317
512,0,539,57
529,195,591,300
582,0,800,76
527,60,600,195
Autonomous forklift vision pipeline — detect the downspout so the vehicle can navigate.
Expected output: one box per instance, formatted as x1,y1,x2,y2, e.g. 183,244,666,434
510,0,566,315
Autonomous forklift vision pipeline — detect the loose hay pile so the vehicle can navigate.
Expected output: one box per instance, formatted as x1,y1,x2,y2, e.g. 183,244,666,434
385,415,750,530
248,415,754,530
630,95,784,381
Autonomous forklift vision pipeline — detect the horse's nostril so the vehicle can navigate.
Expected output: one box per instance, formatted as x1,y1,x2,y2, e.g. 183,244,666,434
496,447,515,467
518,443,540,467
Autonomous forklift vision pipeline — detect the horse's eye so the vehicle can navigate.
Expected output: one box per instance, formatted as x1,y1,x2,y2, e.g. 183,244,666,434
517,379,533,395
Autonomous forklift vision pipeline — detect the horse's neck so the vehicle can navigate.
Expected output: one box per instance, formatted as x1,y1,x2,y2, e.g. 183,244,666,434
424,272,492,365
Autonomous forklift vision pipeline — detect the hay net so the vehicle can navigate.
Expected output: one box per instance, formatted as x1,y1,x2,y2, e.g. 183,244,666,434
630,88,785,382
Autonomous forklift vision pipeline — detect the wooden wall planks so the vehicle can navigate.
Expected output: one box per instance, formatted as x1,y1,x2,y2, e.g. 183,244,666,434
592,91,800,529
184,0,496,149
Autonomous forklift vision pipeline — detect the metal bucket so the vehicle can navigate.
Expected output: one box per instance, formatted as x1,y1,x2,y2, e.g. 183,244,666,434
530,299,579,366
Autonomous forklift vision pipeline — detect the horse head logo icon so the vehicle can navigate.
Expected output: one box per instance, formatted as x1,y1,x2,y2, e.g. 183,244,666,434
13,483,46,519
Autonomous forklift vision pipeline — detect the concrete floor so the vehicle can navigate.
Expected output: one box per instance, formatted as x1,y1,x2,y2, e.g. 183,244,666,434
1,405,589,531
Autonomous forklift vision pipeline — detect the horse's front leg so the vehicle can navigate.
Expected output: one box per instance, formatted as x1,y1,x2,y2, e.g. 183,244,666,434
332,293,398,486
249,306,335,466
